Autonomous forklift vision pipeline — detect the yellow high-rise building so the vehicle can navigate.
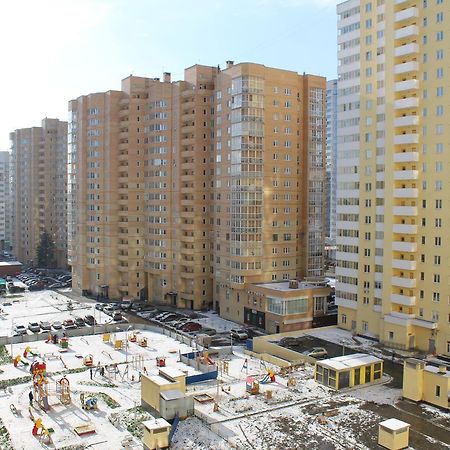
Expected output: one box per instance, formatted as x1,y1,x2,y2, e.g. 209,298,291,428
68,62,327,318
336,0,450,356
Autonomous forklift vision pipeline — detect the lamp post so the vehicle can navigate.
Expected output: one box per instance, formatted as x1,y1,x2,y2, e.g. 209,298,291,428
125,325,132,363
230,330,233,354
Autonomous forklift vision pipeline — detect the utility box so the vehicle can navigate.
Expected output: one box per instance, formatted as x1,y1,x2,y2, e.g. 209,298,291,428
378,418,410,450
143,419,171,450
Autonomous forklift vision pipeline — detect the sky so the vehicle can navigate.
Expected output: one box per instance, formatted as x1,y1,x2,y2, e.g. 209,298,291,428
0,0,338,150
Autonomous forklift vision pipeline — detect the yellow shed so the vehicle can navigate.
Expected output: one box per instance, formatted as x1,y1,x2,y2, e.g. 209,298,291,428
315,353,383,390
143,418,171,450
378,418,410,450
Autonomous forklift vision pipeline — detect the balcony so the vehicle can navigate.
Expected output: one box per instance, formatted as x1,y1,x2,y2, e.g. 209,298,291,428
393,188,418,198
392,206,418,216
394,25,419,40
392,241,417,252
395,0,415,5
394,79,419,93
393,152,419,163
394,7,419,24
391,293,416,306
411,318,438,330
394,61,419,75
392,259,417,270
391,276,416,288
335,298,358,310
393,170,419,180
394,134,419,145
394,43,419,58
394,115,419,127
393,224,417,234
394,97,419,110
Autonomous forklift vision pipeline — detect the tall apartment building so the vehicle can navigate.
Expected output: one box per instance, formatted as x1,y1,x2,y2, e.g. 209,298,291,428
69,62,326,319
336,0,450,356
10,118,68,268
0,152,11,251
326,79,338,241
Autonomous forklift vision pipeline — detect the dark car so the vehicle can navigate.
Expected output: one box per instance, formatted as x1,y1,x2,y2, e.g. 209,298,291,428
52,321,63,330
74,317,85,327
181,322,202,333
84,315,97,326
28,322,41,333
112,311,123,321
95,303,104,311
120,301,132,310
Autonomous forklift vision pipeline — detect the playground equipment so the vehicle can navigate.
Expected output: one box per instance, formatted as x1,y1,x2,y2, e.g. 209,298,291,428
32,417,54,444
31,361,49,411
13,354,29,367
200,351,215,365
59,336,69,351
23,346,38,358
114,338,123,350
260,368,276,384
103,333,111,343
56,376,71,405
246,376,260,395
104,332,124,350
156,356,166,367
132,355,144,370
74,423,96,436
80,393,98,410
222,361,229,376
128,333,137,343
139,337,148,347
83,354,94,366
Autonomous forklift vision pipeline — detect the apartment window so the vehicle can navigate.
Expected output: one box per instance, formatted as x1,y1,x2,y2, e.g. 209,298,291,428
436,199,442,208
436,143,444,153
436,385,441,397
436,49,444,59
435,180,443,190
434,255,441,265
389,331,394,341
362,321,369,332
436,31,444,41
435,237,442,246
341,314,347,325
432,311,439,321
436,105,444,115
435,218,442,227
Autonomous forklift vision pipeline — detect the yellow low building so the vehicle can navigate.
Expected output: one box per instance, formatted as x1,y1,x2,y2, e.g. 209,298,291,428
315,353,383,390
142,418,171,450
402,358,450,410
378,418,410,450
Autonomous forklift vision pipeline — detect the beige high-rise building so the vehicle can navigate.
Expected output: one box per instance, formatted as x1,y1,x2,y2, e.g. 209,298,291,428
10,118,68,268
336,0,450,356
69,62,326,320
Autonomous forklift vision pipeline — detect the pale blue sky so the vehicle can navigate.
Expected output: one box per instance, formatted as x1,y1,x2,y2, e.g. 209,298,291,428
1,0,338,149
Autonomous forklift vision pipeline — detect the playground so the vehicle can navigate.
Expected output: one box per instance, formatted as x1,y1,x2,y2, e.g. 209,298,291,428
0,322,448,449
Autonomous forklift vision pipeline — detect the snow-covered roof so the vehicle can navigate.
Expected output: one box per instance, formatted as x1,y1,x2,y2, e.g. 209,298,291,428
317,353,382,371
160,389,185,401
379,418,410,432
143,418,171,431
147,374,174,386
160,367,186,379
425,365,450,377
253,281,325,292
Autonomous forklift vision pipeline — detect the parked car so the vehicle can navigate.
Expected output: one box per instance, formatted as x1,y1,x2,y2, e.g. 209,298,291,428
28,322,41,333
52,321,62,330
84,315,97,326
303,347,328,359
230,329,248,341
181,322,202,333
112,311,123,321
95,303,104,311
120,301,132,310
130,302,146,312
39,321,52,331
14,324,27,335
48,282,63,289
103,306,114,316
74,317,85,328
200,327,216,336
63,319,76,330
172,318,190,329
160,313,179,323
155,312,173,321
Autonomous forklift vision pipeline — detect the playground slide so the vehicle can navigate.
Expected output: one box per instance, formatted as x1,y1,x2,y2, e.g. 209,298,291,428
207,357,215,365
259,375,270,384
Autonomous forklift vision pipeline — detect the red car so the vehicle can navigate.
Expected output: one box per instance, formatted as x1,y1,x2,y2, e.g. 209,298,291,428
180,322,202,333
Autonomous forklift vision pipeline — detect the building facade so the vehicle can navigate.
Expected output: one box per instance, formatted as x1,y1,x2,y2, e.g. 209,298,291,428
326,79,338,241
336,0,450,356
69,62,326,318
10,119,68,268
0,152,11,252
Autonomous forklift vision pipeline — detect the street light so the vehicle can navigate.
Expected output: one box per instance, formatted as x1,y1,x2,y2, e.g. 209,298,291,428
230,330,233,354
125,325,132,363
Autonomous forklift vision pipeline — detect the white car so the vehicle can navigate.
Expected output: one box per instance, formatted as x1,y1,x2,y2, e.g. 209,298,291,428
230,329,248,341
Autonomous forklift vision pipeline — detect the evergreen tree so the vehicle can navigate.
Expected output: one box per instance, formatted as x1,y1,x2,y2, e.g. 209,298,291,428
36,231,57,268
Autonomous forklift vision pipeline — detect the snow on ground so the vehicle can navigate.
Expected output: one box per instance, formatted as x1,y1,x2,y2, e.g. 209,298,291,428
303,327,377,348
195,311,240,333
0,290,111,337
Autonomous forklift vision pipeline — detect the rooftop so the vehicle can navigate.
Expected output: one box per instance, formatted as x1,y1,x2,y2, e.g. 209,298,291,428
252,281,327,293
317,353,382,371
160,389,185,401
379,418,410,432
143,418,171,431
0,261,22,267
